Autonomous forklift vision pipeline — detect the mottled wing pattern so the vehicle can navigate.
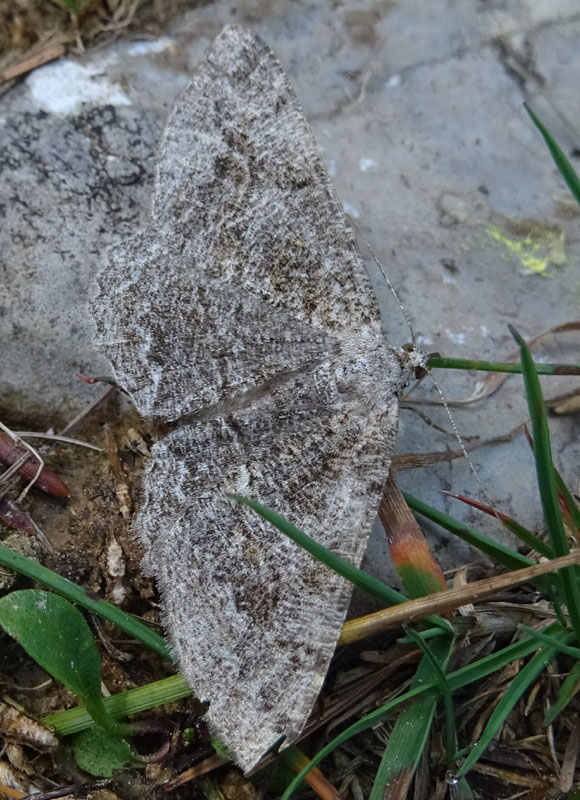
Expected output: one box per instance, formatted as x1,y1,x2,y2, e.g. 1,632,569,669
154,27,381,336
139,352,404,770
94,26,383,419
92,25,411,771
95,233,335,419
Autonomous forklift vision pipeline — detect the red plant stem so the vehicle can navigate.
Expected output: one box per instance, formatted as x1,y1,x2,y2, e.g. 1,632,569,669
0,432,69,497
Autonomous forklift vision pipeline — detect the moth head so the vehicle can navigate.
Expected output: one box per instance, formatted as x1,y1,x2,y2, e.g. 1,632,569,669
400,342,430,380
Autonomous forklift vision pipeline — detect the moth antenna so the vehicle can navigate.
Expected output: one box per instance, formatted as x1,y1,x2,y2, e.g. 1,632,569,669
352,222,416,344
351,225,495,511
426,371,498,511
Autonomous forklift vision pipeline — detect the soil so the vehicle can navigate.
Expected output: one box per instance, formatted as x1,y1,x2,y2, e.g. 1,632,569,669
0,391,220,798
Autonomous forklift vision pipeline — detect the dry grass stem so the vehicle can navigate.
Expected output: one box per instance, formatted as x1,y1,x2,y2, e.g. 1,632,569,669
339,551,580,644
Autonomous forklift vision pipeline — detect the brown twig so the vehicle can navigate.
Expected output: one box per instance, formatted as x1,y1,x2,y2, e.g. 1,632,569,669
15,780,112,800
0,36,66,83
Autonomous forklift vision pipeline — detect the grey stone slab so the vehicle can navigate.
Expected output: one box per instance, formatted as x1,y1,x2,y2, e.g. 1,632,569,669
2,0,580,581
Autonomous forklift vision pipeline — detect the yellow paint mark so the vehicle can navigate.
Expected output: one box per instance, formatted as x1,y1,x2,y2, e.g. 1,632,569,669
485,224,566,276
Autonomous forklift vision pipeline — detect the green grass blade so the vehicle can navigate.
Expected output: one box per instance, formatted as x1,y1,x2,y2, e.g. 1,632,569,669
451,779,475,799
369,635,454,799
398,626,451,644
232,495,452,632
369,696,436,797
427,355,580,376
409,629,457,763
404,492,571,610
543,659,580,726
554,467,580,537
510,325,580,642
281,625,568,798
445,624,568,693
454,634,567,779
524,104,580,208
499,517,553,556
43,674,192,736
281,681,440,799
0,543,171,660
444,493,554,558
404,492,565,621
402,493,553,576
518,624,580,659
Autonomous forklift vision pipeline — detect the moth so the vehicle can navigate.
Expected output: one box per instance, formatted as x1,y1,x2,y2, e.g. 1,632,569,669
92,25,418,771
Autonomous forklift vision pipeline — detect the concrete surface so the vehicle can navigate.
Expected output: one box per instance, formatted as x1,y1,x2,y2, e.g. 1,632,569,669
1,0,580,582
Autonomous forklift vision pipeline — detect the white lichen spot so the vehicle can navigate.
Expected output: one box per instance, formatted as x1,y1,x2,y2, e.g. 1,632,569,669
445,329,466,345
386,74,401,88
416,335,434,347
26,60,131,115
359,157,377,172
126,37,173,56
342,202,360,219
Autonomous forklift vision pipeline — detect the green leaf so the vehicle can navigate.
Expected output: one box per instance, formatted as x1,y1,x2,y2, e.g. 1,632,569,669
0,543,170,660
72,726,135,776
0,590,103,704
0,590,129,734
524,104,580,208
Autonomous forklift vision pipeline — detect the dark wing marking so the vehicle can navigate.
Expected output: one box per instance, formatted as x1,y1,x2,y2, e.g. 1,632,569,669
93,26,385,418
92,25,411,770
138,350,403,770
